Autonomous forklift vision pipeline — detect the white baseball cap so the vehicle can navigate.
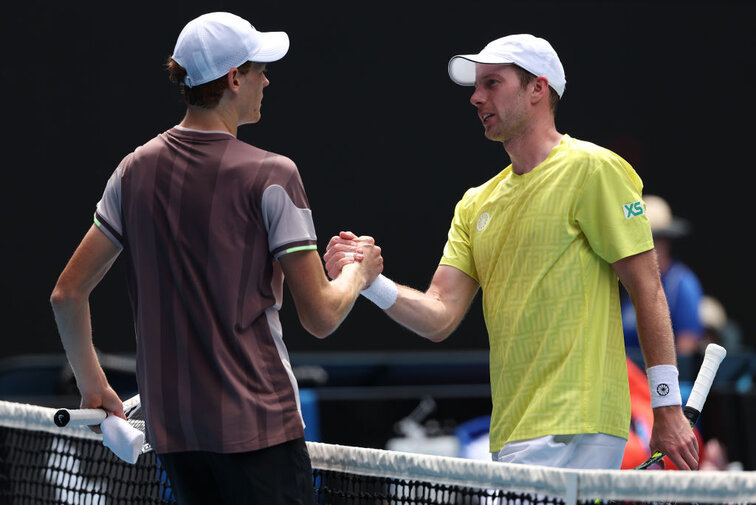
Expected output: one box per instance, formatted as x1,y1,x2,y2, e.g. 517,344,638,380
172,12,290,88
644,195,690,238
448,34,566,98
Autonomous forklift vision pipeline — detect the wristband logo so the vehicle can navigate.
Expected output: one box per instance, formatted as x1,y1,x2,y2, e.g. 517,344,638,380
656,383,670,396
477,212,491,231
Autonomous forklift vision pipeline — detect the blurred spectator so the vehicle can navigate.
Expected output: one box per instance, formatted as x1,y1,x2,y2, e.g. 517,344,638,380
621,195,704,378
699,295,743,352
700,294,754,394
699,438,737,471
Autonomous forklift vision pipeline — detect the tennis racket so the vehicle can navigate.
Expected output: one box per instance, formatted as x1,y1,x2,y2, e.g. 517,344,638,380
634,343,727,470
53,394,152,454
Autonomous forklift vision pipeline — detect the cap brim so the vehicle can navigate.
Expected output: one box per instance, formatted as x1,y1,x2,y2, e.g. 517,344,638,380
448,54,516,86
249,31,289,63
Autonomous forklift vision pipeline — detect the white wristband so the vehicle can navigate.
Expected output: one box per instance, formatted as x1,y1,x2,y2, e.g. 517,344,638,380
360,274,398,310
647,364,682,408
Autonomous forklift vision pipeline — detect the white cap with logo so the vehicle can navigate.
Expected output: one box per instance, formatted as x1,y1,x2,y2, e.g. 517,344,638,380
172,12,290,88
448,34,566,98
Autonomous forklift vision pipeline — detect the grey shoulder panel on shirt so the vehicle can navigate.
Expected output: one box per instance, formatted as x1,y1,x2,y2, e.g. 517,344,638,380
94,163,125,247
261,184,317,254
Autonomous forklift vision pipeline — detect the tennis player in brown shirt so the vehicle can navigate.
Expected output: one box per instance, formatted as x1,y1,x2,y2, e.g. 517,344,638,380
50,11,382,504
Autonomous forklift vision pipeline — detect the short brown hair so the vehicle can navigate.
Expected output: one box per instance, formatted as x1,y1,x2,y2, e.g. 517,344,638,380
512,65,560,112
166,58,259,108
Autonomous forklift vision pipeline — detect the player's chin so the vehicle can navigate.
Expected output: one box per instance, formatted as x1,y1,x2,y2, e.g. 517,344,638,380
242,111,262,125
482,127,501,142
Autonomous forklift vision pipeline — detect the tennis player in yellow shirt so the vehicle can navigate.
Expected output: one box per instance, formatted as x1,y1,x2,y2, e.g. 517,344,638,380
324,34,698,470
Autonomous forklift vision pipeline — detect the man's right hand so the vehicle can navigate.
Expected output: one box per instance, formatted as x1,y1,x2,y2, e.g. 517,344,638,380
324,231,378,282
79,383,126,433
339,232,383,289
649,405,699,470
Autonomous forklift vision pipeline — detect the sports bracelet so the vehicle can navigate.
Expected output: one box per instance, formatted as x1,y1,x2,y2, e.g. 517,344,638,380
361,274,398,310
646,364,682,408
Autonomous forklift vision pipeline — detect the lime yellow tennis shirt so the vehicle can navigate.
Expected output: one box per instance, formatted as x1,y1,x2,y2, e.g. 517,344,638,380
440,135,654,452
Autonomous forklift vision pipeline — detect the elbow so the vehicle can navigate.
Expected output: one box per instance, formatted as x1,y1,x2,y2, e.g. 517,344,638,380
306,323,335,340
300,313,341,340
309,328,333,340
424,312,465,342
423,329,452,343
50,282,84,314
422,311,461,342
50,285,73,312
418,320,456,343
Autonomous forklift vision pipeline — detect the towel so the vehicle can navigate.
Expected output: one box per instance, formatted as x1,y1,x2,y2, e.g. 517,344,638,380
101,415,144,464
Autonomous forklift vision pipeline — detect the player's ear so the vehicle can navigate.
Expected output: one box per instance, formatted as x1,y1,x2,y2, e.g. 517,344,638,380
531,76,550,104
227,68,242,91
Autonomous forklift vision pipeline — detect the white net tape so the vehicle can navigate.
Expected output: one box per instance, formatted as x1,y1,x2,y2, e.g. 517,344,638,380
308,438,756,503
3,399,755,504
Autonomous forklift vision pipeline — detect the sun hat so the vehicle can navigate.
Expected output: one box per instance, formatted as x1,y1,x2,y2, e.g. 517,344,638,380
448,34,566,98
699,296,727,332
644,195,690,238
172,12,289,87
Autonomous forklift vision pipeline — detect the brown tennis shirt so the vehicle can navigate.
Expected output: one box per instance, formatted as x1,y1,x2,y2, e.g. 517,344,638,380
95,127,317,454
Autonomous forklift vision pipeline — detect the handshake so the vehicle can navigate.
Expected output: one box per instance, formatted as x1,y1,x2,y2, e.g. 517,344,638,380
323,231,382,286
324,231,398,309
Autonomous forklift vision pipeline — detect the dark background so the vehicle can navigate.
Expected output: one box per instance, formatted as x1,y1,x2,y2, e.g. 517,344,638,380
1,0,755,470
2,1,753,357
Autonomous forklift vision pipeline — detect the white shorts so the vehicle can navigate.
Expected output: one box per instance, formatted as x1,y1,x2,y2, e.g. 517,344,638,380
491,433,626,469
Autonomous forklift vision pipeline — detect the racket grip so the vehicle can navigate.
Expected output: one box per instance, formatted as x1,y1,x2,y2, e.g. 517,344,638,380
636,451,664,470
54,408,108,427
634,344,726,470
684,344,726,417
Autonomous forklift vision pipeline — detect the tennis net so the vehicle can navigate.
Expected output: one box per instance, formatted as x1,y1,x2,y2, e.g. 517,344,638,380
1,399,755,504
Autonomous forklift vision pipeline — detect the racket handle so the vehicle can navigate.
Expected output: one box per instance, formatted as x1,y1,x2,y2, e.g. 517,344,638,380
636,450,664,470
54,408,108,427
634,343,727,470
684,343,726,420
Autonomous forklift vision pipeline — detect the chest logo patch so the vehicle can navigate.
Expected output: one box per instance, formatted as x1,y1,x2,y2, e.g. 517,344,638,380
623,201,645,219
477,212,491,231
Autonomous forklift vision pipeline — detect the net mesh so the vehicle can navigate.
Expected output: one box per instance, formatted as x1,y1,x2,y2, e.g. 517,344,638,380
312,470,564,504
0,424,173,504
1,400,754,505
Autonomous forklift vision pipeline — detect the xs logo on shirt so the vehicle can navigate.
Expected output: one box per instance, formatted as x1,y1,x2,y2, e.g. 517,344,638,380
623,201,645,219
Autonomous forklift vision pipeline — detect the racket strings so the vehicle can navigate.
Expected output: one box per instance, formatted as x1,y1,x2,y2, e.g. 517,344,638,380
124,403,152,453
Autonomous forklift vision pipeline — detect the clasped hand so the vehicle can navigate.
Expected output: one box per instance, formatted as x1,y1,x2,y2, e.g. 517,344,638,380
324,231,383,288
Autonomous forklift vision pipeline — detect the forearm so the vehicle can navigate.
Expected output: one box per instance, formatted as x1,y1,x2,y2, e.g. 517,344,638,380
384,284,460,342
370,266,478,342
49,225,123,410
50,291,107,394
307,262,365,336
632,282,677,367
613,251,698,469
614,251,677,368
323,236,477,341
